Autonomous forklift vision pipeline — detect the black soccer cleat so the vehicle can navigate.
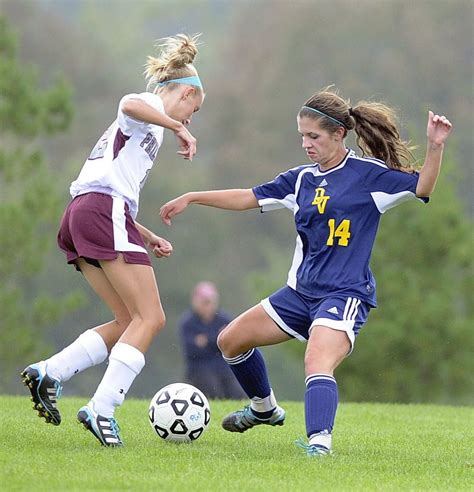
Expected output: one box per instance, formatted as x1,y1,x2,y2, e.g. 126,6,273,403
221,404,286,433
77,404,123,447
21,362,62,426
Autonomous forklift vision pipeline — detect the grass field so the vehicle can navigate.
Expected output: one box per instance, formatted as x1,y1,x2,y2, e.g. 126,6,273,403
0,396,472,491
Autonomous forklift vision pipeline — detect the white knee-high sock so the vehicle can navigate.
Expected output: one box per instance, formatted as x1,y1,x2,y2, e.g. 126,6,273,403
45,329,108,382
91,342,145,418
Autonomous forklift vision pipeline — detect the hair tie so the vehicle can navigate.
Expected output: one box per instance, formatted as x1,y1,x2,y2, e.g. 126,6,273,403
158,75,203,89
301,106,345,128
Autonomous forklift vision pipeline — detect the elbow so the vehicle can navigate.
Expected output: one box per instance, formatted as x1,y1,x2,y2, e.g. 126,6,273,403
121,99,139,118
240,189,258,210
416,185,432,198
416,180,435,198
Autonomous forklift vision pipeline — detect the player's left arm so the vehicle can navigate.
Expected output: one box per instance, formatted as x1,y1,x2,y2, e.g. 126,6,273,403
135,221,173,258
416,111,453,197
121,97,197,161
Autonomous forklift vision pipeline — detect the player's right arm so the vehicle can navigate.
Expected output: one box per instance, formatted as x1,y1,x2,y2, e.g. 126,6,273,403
160,189,258,225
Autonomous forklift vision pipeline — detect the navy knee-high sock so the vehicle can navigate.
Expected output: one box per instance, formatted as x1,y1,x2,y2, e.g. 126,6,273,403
223,348,270,398
305,374,338,442
223,349,275,418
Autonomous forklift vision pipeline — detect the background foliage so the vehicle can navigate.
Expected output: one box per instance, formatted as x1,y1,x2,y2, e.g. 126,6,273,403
1,0,472,403
0,16,83,389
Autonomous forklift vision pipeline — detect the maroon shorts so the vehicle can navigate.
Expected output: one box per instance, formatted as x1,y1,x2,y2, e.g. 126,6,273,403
57,192,151,270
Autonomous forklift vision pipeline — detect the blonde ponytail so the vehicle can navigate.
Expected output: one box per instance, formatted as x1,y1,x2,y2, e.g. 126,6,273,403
144,33,201,89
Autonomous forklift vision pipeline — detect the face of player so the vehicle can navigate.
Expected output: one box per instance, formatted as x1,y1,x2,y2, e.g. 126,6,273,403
297,116,346,168
174,87,204,125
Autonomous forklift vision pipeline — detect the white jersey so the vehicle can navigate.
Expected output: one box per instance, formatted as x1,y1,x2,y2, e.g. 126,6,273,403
70,92,165,219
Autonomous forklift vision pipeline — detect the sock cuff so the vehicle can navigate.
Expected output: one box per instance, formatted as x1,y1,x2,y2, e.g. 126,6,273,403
110,342,145,375
223,348,255,365
251,389,276,410
78,329,108,365
305,373,336,387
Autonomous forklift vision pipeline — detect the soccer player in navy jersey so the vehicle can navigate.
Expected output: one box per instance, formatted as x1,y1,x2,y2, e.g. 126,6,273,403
160,88,452,456
21,34,204,447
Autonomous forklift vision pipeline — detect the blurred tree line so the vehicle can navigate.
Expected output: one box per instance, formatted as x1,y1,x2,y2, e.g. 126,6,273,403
0,16,83,387
1,0,472,404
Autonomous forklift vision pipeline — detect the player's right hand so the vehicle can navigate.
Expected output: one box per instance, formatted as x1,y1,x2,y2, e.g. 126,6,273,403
160,194,190,225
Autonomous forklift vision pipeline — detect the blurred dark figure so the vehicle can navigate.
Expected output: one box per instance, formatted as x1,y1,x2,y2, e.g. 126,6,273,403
179,282,245,399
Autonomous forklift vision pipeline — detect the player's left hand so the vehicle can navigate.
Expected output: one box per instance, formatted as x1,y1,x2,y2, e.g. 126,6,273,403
427,111,453,146
148,235,173,258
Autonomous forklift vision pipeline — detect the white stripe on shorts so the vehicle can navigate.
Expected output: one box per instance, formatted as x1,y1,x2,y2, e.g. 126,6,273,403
344,297,361,322
310,297,362,354
112,197,147,254
261,298,306,342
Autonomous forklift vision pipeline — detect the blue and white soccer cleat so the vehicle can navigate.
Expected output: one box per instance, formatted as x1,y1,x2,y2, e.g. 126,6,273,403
295,437,332,457
221,404,286,433
77,403,123,447
21,361,62,426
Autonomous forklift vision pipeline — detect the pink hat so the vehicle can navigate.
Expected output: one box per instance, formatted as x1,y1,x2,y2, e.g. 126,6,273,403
193,281,218,300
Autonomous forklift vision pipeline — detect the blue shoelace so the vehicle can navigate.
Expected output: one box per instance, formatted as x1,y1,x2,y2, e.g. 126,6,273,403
295,437,330,456
54,382,63,400
109,418,121,437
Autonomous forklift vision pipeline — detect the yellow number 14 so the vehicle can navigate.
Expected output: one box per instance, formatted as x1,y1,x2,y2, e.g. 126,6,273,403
327,218,351,247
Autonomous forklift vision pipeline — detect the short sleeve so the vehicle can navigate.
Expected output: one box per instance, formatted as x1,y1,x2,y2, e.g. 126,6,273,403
117,92,165,135
252,167,302,212
364,163,429,214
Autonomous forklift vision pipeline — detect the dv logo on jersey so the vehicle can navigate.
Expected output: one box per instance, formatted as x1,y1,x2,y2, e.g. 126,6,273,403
312,187,330,214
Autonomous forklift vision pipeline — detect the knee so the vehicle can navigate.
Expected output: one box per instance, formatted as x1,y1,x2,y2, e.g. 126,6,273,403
217,323,248,358
217,326,238,357
137,309,166,336
116,314,132,330
151,311,166,335
216,328,229,354
304,346,332,376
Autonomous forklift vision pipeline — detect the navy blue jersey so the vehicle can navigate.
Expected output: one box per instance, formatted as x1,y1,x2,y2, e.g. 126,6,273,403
252,150,428,306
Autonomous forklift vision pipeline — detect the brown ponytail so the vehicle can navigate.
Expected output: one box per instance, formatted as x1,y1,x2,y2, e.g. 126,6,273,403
300,88,415,171
350,102,415,171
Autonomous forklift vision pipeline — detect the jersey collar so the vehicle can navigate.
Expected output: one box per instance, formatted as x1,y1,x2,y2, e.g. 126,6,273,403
315,149,353,175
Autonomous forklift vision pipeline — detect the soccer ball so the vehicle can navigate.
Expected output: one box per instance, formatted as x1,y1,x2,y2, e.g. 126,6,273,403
148,383,211,443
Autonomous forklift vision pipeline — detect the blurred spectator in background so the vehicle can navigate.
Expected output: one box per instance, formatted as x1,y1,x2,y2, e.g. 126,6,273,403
179,281,245,399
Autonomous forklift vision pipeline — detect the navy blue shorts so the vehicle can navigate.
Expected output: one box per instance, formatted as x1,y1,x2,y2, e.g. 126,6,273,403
261,285,371,352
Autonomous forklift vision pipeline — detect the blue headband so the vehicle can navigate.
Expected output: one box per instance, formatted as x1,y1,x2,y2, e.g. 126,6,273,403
301,106,345,128
158,75,203,89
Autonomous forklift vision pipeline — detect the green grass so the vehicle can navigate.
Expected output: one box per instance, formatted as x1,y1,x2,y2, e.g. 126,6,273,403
0,396,472,491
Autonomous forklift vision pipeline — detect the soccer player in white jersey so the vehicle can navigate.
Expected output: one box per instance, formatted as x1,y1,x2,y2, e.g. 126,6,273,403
160,88,452,456
21,34,205,447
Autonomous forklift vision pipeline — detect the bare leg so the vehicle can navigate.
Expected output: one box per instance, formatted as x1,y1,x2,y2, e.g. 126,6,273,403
217,304,291,357
304,325,350,376
77,258,132,350
98,254,165,352
37,259,134,384
20,258,133,427
76,255,165,446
